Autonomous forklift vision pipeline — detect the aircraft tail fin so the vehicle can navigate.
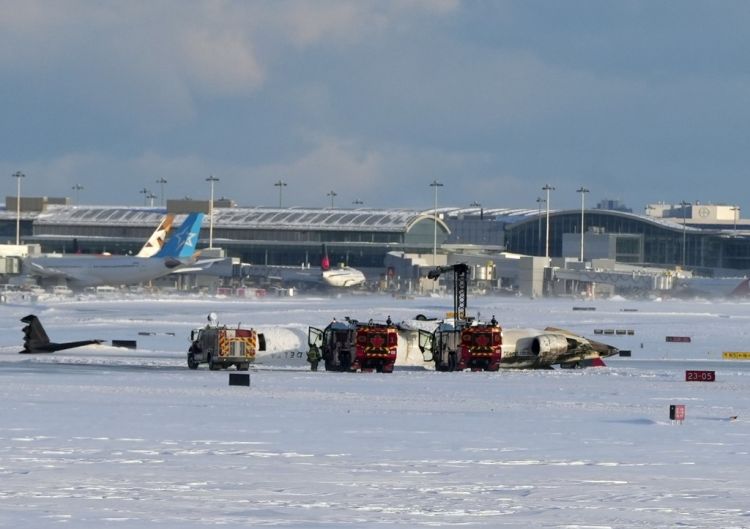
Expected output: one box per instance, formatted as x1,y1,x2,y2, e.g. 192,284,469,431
154,213,204,258
137,214,175,257
21,314,50,352
20,314,103,354
321,243,330,271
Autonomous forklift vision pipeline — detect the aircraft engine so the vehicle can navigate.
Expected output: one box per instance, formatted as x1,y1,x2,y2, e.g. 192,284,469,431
531,334,569,356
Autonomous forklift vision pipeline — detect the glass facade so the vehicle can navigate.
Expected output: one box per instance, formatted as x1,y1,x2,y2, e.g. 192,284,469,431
505,211,750,270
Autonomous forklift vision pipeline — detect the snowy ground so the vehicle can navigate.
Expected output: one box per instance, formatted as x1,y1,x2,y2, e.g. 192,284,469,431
2,293,750,528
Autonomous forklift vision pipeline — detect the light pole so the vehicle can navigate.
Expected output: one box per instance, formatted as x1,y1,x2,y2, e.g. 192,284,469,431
536,196,545,256
147,192,157,207
71,184,83,205
139,187,150,206
156,177,167,207
327,190,337,208
542,184,555,259
206,175,219,248
352,199,364,206
577,187,589,262
12,171,25,245
732,205,740,233
680,200,689,267
430,180,444,268
470,201,484,220
274,180,287,208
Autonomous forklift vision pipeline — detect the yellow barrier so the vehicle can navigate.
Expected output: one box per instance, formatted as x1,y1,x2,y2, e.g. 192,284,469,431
723,352,750,360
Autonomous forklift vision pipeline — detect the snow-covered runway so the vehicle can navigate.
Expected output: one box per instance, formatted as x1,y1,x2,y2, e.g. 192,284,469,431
2,294,750,527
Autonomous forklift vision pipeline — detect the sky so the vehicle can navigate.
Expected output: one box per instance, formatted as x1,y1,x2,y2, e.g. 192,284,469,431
2,1,750,213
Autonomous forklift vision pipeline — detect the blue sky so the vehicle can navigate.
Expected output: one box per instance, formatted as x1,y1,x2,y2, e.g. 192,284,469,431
2,1,749,213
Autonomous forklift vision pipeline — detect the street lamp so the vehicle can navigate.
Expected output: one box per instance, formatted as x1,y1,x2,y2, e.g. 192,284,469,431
274,180,287,208
156,177,167,207
470,201,484,220
680,200,690,267
542,184,555,259
536,196,545,256
147,192,157,207
327,190,337,208
71,184,83,205
206,175,219,248
430,180,444,268
731,205,740,233
576,187,589,262
139,187,150,206
12,171,25,245
352,199,364,206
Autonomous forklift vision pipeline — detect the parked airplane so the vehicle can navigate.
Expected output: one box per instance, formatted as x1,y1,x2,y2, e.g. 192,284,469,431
25,212,204,288
241,244,366,289
320,244,366,287
19,314,102,354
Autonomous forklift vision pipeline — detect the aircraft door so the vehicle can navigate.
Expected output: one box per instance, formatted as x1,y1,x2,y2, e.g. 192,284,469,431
308,327,324,349
417,329,434,362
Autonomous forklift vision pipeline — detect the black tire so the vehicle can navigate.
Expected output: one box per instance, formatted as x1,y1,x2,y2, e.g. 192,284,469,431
237,363,250,371
187,353,199,370
208,354,220,371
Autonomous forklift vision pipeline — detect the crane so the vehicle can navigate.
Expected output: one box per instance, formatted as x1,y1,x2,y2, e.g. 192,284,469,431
427,263,469,322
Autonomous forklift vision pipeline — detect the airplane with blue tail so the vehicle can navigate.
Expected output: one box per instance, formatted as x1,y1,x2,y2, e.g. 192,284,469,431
25,213,205,288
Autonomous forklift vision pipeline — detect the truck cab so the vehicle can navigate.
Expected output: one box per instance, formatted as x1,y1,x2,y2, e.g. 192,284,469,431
308,317,398,373
418,317,501,372
188,316,265,370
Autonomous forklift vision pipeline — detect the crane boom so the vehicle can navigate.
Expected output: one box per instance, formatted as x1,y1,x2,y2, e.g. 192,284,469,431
427,263,469,321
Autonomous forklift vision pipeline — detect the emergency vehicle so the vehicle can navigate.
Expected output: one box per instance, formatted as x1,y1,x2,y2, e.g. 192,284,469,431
188,313,265,370
308,317,398,373
419,317,502,371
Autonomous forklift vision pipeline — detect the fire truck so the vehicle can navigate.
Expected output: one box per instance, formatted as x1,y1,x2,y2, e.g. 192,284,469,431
188,313,265,370
417,264,502,372
308,317,398,373
419,317,502,372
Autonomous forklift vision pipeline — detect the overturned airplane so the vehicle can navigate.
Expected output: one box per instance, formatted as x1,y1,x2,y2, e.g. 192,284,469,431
19,314,103,354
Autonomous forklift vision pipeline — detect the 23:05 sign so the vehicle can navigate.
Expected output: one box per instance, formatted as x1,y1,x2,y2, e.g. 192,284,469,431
685,370,715,382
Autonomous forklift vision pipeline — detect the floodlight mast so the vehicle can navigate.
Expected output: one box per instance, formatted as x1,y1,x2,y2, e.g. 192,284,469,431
427,263,469,322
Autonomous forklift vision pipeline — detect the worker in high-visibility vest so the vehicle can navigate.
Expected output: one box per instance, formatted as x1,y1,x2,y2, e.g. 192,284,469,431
307,345,322,371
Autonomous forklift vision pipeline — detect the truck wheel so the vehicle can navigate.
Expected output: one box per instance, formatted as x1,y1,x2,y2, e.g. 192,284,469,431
187,354,199,370
382,363,394,374
237,363,250,371
208,354,220,371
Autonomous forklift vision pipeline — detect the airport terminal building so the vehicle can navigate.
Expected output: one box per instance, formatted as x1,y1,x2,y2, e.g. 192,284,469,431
2,197,750,292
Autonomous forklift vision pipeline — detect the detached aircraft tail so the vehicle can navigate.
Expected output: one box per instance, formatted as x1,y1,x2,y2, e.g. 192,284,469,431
20,314,102,354
154,213,204,259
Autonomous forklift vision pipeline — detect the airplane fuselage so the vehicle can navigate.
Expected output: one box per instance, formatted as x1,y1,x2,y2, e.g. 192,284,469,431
27,255,185,287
